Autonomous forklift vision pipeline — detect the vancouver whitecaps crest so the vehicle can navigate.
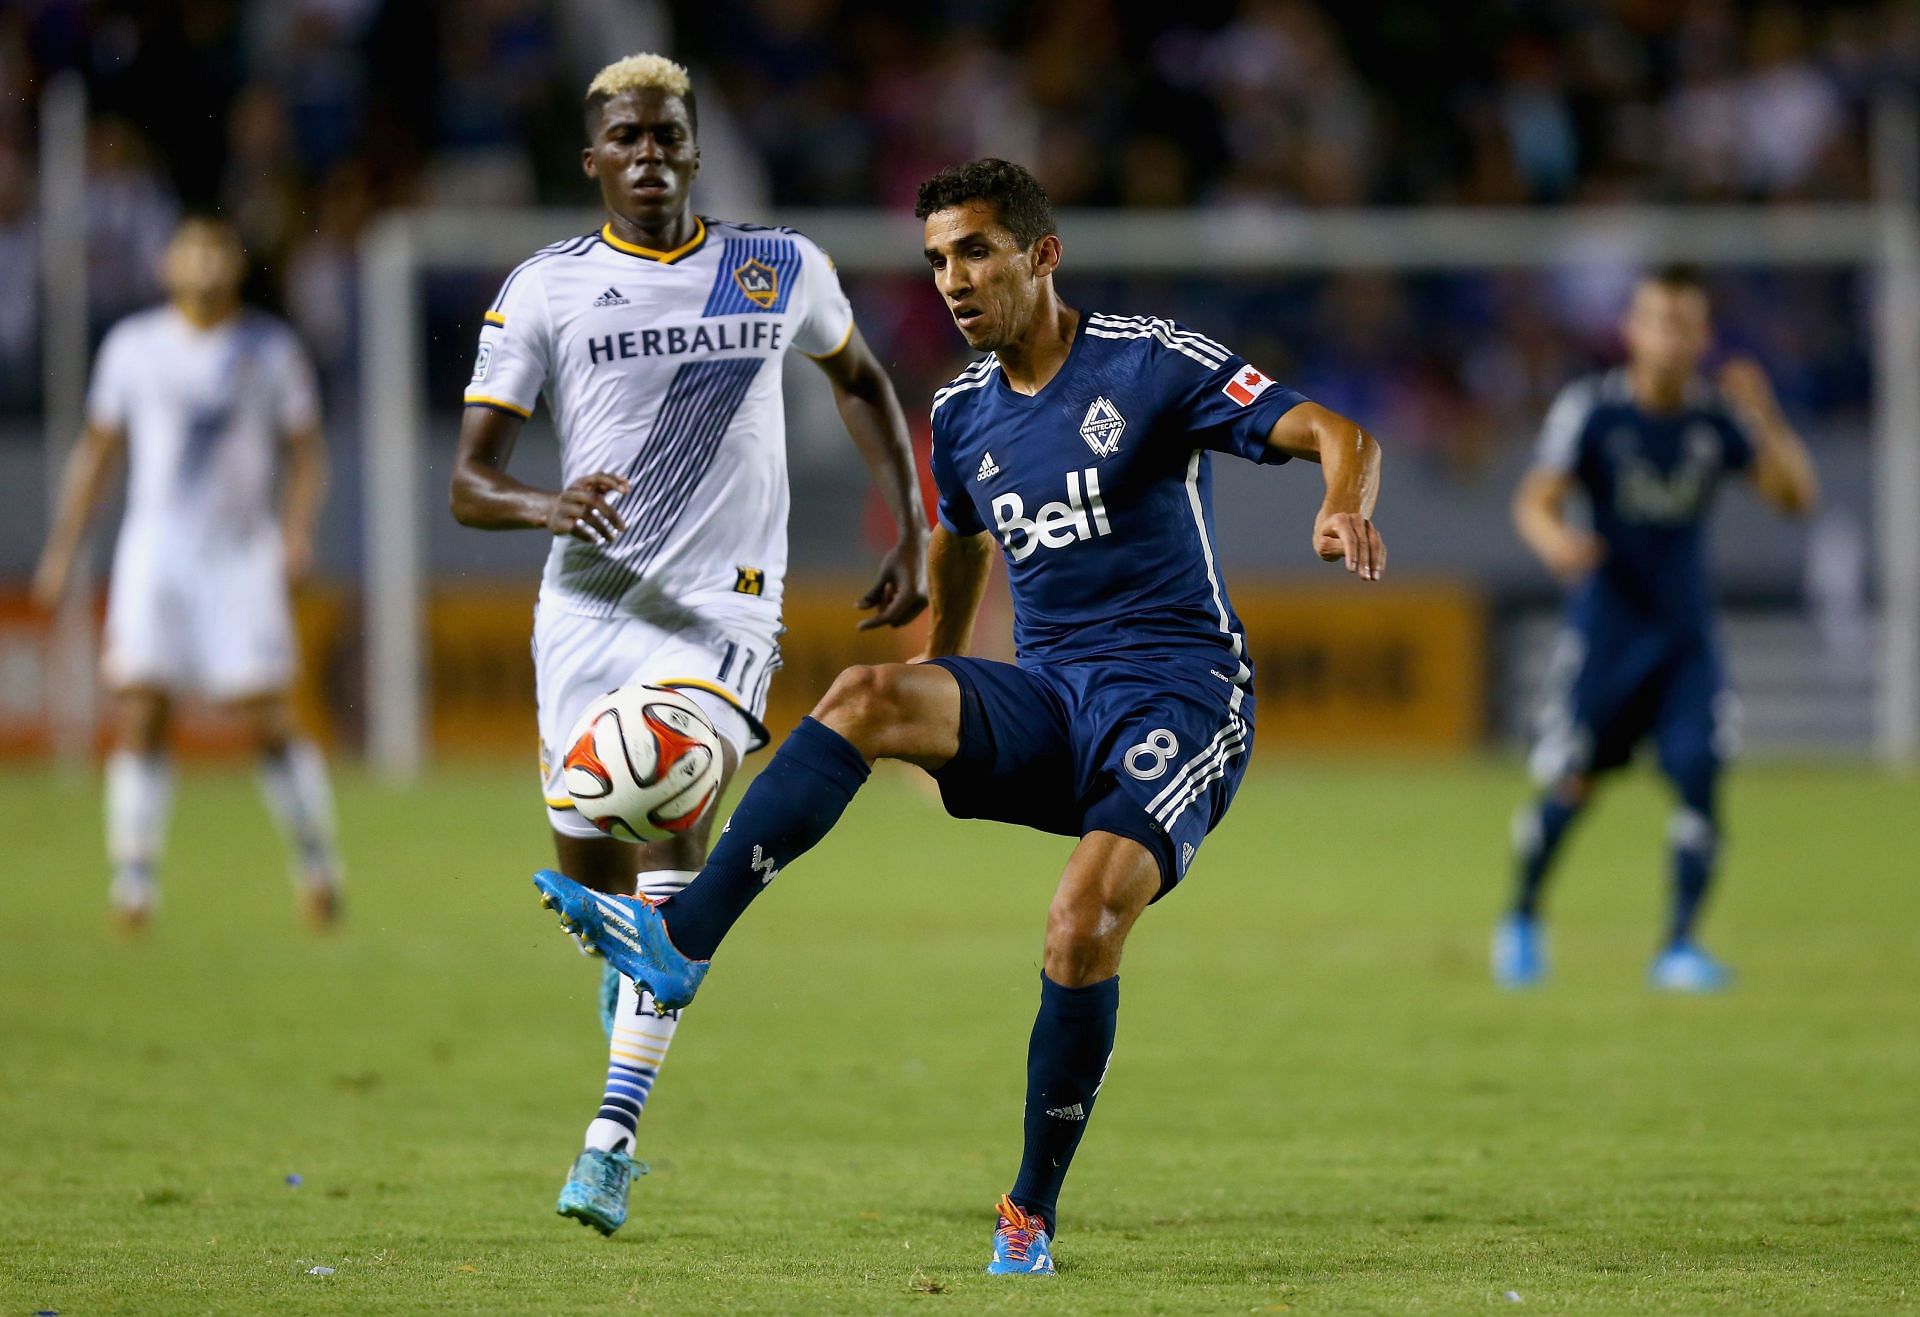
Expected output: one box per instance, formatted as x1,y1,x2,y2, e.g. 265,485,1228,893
1080,396,1126,458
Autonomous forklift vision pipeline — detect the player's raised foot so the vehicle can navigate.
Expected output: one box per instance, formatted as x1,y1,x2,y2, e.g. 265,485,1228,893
986,1195,1055,1275
1491,912,1547,988
1649,940,1732,993
555,1147,646,1235
599,962,620,1037
532,869,709,1011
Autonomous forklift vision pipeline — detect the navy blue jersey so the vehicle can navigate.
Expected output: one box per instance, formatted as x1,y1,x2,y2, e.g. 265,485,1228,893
1536,370,1754,633
930,313,1307,678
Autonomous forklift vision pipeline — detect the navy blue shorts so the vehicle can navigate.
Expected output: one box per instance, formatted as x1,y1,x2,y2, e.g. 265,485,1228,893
1529,621,1736,785
926,654,1254,895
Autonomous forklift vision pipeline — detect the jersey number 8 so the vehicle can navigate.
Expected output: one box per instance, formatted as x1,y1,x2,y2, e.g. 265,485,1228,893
1123,729,1180,781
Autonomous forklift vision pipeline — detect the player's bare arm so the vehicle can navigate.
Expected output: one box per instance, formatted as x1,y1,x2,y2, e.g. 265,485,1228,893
915,525,994,661
449,404,629,545
1266,400,1386,581
809,325,931,630
32,421,125,610
1718,356,1818,516
279,423,329,584
1513,467,1603,582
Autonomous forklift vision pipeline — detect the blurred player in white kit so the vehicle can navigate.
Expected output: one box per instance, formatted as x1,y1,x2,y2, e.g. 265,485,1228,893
34,217,342,932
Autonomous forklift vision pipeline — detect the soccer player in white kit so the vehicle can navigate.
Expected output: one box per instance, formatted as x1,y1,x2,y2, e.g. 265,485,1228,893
34,217,342,931
449,54,930,1235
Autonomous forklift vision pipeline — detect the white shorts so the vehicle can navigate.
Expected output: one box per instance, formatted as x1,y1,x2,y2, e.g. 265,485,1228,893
535,603,781,839
103,531,295,700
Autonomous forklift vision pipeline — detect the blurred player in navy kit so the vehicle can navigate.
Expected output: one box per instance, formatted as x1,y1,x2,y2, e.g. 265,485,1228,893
1498,266,1818,992
530,158,1388,1275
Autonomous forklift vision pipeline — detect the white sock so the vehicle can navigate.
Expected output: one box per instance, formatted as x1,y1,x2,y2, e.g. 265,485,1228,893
257,739,340,883
106,749,174,902
584,869,692,1154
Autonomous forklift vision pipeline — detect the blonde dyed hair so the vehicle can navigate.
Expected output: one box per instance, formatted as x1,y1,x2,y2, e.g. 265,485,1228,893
586,53,691,102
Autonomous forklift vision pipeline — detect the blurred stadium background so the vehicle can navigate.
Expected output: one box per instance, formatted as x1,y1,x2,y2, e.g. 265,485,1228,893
3,0,1918,775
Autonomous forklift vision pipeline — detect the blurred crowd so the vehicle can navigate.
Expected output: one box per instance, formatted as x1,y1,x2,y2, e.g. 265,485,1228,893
0,0,1901,452
690,0,1915,209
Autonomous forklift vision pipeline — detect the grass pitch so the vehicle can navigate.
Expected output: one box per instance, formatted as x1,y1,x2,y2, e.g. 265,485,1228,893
1,759,1915,1313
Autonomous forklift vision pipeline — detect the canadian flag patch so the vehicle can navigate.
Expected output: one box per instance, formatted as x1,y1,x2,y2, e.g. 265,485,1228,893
1223,365,1275,406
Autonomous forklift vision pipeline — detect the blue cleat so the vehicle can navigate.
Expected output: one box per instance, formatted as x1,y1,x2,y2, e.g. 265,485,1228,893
986,1195,1055,1275
1649,940,1732,993
1491,913,1547,988
533,869,709,1011
599,963,620,1037
556,1147,646,1235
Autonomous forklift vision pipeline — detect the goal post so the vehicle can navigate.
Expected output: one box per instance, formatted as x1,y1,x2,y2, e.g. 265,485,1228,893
359,202,1920,778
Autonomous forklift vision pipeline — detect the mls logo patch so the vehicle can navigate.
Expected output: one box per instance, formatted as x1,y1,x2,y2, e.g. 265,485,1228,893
733,258,779,309
470,342,492,383
1080,395,1126,458
1223,366,1275,406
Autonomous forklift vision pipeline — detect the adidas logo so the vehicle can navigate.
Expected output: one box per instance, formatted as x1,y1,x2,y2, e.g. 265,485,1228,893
975,451,1000,481
1181,842,1196,873
592,287,629,307
1044,1102,1087,1121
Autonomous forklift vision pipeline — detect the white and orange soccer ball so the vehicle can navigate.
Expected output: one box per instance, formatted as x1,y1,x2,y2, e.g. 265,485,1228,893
561,685,724,843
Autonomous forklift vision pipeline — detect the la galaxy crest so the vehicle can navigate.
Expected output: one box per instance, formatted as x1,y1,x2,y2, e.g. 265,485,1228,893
1080,396,1126,458
733,258,779,309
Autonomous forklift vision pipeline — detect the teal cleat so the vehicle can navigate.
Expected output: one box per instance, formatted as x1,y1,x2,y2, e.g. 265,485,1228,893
1491,913,1547,988
1650,940,1732,992
986,1195,1055,1275
556,1147,645,1235
533,869,709,1011
599,963,620,1037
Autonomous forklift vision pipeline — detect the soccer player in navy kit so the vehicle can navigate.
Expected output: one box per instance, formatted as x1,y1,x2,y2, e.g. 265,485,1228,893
1497,266,1817,993
531,158,1387,1273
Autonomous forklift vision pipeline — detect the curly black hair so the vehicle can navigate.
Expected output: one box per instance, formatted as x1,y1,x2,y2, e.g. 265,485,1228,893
914,158,1056,248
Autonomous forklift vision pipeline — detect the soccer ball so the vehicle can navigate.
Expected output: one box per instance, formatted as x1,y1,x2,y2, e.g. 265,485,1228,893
562,685,724,843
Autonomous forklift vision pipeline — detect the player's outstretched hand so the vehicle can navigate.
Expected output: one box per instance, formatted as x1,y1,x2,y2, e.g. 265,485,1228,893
855,541,930,631
548,472,629,545
1314,508,1385,582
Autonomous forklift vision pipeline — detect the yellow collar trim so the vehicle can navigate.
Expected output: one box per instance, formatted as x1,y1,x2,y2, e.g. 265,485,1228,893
601,218,707,264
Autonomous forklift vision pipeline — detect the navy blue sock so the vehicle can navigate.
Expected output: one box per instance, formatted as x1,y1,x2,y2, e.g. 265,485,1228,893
1512,793,1581,919
657,717,869,960
1663,752,1720,946
1008,972,1119,1233
1665,798,1719,948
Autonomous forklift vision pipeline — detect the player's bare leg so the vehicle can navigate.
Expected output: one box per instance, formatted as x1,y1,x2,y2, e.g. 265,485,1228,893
106,686,174,932
810,662,964,766
556,742,738,1235
235,691,342,929
1042,832,1157,986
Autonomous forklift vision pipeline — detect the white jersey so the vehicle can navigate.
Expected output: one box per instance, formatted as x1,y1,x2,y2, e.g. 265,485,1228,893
87,305,319,551
466,217,855,627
